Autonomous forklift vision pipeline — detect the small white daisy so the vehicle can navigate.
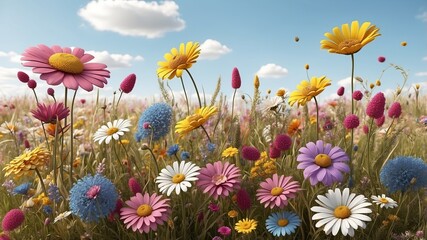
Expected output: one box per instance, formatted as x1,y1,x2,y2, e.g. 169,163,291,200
311,188,372,237
371,194,398,209
93,119,132,144
54,211,72,223
156,161,200,196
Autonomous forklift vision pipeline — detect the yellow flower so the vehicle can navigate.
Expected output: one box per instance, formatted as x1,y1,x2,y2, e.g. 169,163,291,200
222,147,239,158
369,83,375,89
305,64,310,70
235,218,257,234
276,88,286,97
157,42,200,80
228,210,238,218
375,80,381,86
3,146,50,178
321,21,381,55
289,76,331,107
287,118,301,136
175,106,218,136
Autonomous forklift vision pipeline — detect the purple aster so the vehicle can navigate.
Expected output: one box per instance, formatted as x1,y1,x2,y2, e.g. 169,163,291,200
296,140,349,186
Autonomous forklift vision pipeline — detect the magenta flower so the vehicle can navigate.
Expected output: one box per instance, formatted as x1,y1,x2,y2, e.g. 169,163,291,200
196,161,241,200
236,188,251,211
297,140,350,186
241,146,260,161
31,102,70,123
388,102,402,119
269,144,281,159
218,226,232,236
256,174,301,209
120,73,137,94
2,209,25,231
337,86,345,96
208,202,220,212
352,90,363,101
366,92,385,119
375,115,385,127
120,192,170,233
47,88,55,97
343,114,360,129
273,134,292,151
17,71,29,83
231,67,241,89
21,44,110,92
128,177,142,195
378,56,386,63
27,79,37,89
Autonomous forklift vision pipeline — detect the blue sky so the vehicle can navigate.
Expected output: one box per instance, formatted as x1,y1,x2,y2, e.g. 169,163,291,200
0,0,426,103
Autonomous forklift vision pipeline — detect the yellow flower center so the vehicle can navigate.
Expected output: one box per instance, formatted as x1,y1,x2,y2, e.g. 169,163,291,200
314,154,332,168
172,173,185,183
241,222,251,229
334,205,351,219
277,218,289,227
379,198,389,204
338,39,360,50
168,54,188,69
106,127,119,136
136,204,153,217
48,53,84,74
212,174,227,185
270,187,283,196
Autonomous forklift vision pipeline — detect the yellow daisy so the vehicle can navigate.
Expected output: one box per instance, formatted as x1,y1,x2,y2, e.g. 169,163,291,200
289,76,331,107
321,20,380,55
175,106,218,136
157,42,201,80
3,146,50,178
222,147,239,158
235,218,257,234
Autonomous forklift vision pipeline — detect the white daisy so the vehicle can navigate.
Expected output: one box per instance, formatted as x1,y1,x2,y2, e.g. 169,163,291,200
156,161,200,196
259,96,285,113
54,211,72,223
371,194,398,209
93,119,131,144
311,188,372,237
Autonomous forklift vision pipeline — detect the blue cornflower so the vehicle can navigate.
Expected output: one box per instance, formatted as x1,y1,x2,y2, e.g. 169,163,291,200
207,143,216,152
266,211,301,237
48,183,62,202
135,103,173,142
167,144,179,156
181,151,190,160
12,182,31,195
380,156,427,193
69,174,118,222
43,205,53,215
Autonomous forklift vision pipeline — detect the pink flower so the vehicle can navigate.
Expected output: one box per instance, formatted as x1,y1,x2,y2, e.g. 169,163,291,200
17,71,29,83
2,209,25,231
21,44,110,92
363,125,369,134
378,56,386,63
208,202,220,212
375,115,386,127
352,90,363,101
256,174,301,209
31,102,70,124
236,188,251,211
218,226,231,236
273,134,292,151
366,92,385,119
231,67,241,89
337,86,345,96
269,144,281,159
343,114,360,129
27,79,37,89
128,177,142,195
47,88,55,96
120,192,170,233
241,146,260,161
120,73,136,94
196,161,241,200
388,102,402,119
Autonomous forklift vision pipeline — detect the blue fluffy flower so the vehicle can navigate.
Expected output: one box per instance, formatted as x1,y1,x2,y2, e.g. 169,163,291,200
167,144,179,156
380,156,427,193
12,182,31,195
69,174,118,222
181,151,190,160
135,103,173,141
266,211,301,237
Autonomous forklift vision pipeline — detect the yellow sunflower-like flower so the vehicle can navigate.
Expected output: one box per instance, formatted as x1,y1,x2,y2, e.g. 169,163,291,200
175,106,218,136
222,147,239,158
321,20,381,55
235,218,257,234
3,146,50,178
289,76,331,107
157,42,201,80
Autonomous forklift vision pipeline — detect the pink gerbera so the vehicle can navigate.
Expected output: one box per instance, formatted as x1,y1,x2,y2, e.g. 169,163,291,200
196,161,241,200
21,44,110,92
256,174,301,209
120,192,170,233
31,102,70,123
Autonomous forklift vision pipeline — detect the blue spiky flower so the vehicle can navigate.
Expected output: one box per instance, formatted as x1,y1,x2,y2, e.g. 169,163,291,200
380,156,427,193
266,211,301,237
12,182,31,195
69,174,118,222
135,103,173,141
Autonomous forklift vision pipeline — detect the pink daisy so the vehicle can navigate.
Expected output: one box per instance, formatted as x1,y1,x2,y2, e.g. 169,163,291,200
256,174,301,209
196,161,241,200
21,44,110,92
120,192,170,233
31,102,70,124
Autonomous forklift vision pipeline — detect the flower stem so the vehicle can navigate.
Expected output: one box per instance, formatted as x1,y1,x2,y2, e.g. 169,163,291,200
35,168,47,196
179,77,190,115
231,88,237,122
349,54,355,188
185,69,202,108
69,90,77,186
313,96,320,140
200,125,212,142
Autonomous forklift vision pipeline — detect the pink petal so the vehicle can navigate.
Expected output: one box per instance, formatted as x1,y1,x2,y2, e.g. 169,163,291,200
62,74,79,90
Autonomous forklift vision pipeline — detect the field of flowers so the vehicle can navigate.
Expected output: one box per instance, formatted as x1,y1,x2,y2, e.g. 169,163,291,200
0,20,426,240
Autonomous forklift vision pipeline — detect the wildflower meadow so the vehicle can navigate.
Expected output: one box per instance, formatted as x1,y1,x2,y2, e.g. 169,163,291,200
0,20,426,240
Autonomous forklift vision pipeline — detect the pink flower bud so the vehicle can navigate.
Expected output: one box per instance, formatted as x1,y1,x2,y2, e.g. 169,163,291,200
47,88,55,96
378,56,386,63
352,90,363,101
269,145,281,159
2,209,25,231
337,86,345,96
388,102,402,119
366,92,385,119
273,134,292,151
17,71,29,83
27,79,37,89
241,146,260,161
128,177,142,194
120,73,137,94
231,67,241,89
375,115,385,127
343,114,360,129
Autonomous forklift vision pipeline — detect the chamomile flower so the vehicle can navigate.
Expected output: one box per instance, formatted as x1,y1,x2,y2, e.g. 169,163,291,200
93,119,131,144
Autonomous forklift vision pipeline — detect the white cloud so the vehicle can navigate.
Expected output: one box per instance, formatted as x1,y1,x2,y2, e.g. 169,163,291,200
336,76,363,87
422,56,427,61
417,11,427,22
415,72,427,77
0,51,21,63
86,50,143,68
199,39,232,60
78,1,185,38
256,63,288,79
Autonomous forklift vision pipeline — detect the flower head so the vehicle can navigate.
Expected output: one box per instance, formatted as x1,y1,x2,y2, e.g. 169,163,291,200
231,67,241,89
196,161,241,200
366,92,385,119
120,192,170,233
375,115,386,127
371,194,398,209
135,103,173,142
17,71,29,83
380,156,427,193
378,56,386,63
166,144,179,156
321,21,381,55
69,174,118,222
3,146,50,178
236,188,251,211
156,161,200,196
222,147,239,158
93,119,131,144
157,42,200,80
273,134,292,151
289,76,331,107
175,106,217,136
235,218,257,234
128,177,142,195
218,226,231,236
311,188,372,237
297,140,350,186
21,44,110,91
343,114,360,129
388,102,402,119
31,102,70,123
12,182,32,195
120,73,136,93
269,145,281,159
337,86,345,96
256,174,301,208
266,211,301,237
241,146,261,161
352,90,363,101
2,209,25,231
